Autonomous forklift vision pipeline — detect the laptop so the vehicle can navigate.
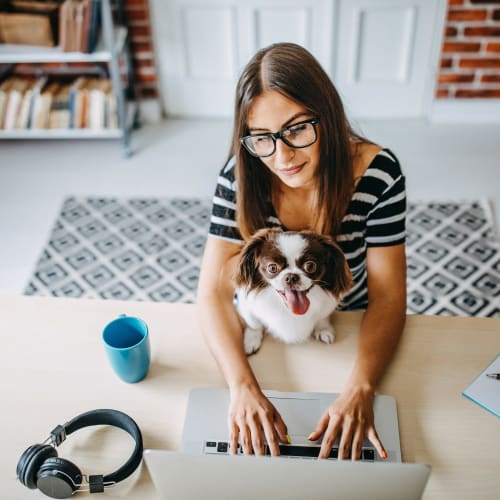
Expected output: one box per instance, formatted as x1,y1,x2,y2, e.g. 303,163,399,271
144,387,431,500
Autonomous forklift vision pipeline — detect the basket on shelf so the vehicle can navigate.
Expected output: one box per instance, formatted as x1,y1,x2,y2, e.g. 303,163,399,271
0,1,61,47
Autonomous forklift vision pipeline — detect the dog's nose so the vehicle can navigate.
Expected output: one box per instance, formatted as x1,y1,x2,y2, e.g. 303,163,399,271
285,273,300,285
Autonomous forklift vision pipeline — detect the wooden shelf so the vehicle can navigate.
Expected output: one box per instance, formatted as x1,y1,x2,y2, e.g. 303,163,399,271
0,27,127,64
0,128,123,139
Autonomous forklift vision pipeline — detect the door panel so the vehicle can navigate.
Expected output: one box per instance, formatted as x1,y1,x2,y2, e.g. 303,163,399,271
150,0,445,118
334,0,446,117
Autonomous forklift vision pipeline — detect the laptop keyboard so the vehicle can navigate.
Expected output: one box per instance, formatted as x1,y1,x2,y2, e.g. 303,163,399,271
204,441,375,461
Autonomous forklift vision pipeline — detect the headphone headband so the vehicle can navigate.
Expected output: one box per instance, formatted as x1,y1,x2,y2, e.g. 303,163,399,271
61,409,143,485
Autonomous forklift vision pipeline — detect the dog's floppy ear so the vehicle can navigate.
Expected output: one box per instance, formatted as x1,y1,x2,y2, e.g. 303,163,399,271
235,227,282,290
317,234,353,296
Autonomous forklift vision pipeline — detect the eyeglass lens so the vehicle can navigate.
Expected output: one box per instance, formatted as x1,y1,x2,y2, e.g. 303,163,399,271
244,121,317,157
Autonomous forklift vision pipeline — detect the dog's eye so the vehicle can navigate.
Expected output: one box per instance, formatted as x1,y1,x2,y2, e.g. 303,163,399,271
303,260,317,274
267,263,279,274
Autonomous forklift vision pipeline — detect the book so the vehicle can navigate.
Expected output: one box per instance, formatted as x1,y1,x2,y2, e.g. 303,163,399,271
88,78,109,130
462,354,500,418
27,76,48,128
0,92,7,128
3,78,31,130
68,76,86,128
58,0,69,51
15,78,36,129
49,83,72,129
75,77,95,128
74,0,85,53
80,0,92,53
58,0,100,53
87,0,101,53
0,78,15,128
32,81,59,129
60,0,77,52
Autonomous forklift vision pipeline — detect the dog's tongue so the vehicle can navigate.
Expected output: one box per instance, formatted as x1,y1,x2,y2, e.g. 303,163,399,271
284,289,310,315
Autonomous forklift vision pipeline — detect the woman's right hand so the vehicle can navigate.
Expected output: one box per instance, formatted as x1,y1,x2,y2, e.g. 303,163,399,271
197,238,288,455
228,384,289,456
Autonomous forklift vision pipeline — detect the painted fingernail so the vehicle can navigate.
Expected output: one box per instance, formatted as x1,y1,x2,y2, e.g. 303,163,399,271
286,434,292,444
307,432,315,441
381,450,388,459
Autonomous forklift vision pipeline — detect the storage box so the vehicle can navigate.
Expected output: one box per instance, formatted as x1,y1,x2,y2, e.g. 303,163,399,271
0,12,54,46
0,1,60,47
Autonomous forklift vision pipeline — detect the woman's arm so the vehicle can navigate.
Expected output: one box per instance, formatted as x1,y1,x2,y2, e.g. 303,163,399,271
310,243,407,459
197,236,252,386
197,236,288,455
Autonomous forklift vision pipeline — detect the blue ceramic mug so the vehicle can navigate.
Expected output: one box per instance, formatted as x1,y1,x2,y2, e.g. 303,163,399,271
102,315,150,383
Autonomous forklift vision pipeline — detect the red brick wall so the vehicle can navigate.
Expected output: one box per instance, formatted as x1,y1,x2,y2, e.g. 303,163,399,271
437,0,500,98
124,0,158,98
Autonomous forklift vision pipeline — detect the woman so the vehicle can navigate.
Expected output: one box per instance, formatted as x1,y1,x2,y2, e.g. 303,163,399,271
197,43,406,461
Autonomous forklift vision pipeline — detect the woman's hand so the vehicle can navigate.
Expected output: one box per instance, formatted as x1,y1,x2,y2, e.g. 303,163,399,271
228,384,289,456
307,244,404,461
308,384,387,460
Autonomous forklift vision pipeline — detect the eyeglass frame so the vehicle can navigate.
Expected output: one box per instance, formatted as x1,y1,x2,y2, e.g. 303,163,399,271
240,117,320,158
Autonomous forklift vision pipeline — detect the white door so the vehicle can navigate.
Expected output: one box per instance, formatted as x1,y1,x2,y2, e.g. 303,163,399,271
150,0,445,118
334,0,446,118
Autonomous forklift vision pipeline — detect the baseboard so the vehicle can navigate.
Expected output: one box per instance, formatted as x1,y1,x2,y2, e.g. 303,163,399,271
430,99,500,123
139,98,164,124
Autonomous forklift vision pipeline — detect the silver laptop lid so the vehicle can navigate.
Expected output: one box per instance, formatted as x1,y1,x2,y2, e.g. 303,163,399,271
181,387,402,462
144,450,431,500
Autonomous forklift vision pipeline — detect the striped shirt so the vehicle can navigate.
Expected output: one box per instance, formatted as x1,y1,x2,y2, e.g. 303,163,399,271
209,148,406,310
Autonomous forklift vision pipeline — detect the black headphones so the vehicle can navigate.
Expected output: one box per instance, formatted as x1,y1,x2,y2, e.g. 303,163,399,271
16,409,143,499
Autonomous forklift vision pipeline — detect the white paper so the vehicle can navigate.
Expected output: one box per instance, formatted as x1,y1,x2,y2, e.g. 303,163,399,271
462,354,500,418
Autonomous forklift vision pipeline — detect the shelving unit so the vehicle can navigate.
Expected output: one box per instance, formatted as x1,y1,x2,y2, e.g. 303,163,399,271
0,0,140,157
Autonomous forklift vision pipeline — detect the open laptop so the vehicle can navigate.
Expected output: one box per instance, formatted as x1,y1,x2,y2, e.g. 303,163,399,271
144,387,431,500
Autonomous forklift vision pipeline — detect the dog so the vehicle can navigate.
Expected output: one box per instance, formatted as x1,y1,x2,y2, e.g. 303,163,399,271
235,227,352,355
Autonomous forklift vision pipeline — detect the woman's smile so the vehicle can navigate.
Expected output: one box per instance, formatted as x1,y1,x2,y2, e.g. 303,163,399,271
277,162,306,176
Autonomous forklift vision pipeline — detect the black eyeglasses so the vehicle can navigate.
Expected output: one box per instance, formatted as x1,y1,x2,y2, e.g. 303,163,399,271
240,117,320,158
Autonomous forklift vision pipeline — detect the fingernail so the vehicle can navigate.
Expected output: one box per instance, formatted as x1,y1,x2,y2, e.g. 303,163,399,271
307,432,315,441
381,450,388,459
286,434,292,444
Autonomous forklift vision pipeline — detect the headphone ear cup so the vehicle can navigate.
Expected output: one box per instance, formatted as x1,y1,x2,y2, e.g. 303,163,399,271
36,457,83,499
17,444,58,489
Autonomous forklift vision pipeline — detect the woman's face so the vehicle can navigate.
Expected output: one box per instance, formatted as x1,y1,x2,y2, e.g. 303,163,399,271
246,90,320,191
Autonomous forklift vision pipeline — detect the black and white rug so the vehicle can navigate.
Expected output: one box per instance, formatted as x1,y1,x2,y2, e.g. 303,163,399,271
24,196,500,317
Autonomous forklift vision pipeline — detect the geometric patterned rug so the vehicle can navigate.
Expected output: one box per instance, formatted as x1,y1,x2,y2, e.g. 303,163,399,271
24,196,500,317
405,200,499,317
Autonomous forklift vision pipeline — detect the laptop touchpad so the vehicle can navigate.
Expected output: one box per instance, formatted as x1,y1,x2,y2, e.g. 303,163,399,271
269,397,320,441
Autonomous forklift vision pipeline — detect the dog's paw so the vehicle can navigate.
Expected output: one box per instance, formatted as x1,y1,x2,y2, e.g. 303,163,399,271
313,327,336,344
243,327,263,355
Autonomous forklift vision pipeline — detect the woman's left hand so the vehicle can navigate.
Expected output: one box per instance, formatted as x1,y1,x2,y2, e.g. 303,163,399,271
308,384,388,460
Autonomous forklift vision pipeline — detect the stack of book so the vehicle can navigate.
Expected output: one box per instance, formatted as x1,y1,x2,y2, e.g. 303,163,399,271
0,75,118,130
59,0,101,53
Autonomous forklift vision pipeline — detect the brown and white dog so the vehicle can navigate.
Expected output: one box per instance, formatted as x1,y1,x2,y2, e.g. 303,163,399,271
235,228,352,355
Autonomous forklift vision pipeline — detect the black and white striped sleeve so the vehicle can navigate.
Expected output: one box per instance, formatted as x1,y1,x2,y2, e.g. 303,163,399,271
208,157,244,244
365,152,406,247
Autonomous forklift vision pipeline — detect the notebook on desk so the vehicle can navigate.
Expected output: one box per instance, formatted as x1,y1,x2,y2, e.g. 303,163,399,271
462,354,500,418
144,388,431,500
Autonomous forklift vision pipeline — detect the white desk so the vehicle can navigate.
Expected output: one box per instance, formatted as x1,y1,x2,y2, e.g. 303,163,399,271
1,295,499,499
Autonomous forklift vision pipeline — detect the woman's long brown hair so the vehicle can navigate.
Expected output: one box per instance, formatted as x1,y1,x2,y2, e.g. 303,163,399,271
231,43,368,241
